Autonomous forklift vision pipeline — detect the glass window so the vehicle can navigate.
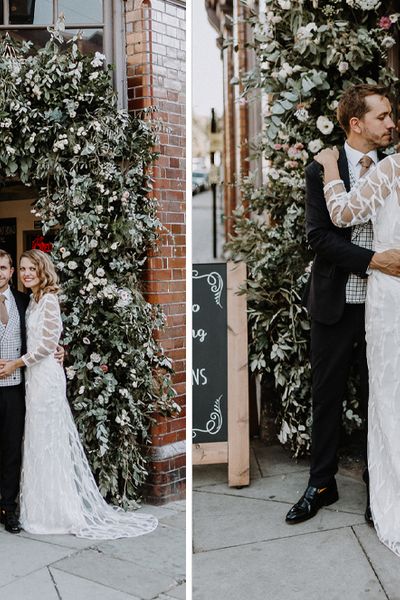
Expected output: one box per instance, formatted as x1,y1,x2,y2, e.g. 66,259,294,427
59,0,103,25
9,0,52,25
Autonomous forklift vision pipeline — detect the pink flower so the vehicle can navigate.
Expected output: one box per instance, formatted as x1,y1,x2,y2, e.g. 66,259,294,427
100,364,109,373
379,16,392,30
273,143,283,150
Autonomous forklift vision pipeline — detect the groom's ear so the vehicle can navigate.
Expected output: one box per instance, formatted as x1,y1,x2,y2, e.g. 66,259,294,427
349,116,362,134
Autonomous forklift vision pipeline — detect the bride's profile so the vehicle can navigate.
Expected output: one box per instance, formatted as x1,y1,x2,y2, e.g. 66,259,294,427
0,249,157,539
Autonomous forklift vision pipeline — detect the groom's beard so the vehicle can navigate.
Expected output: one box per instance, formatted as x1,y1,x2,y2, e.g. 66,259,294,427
361,126,392,150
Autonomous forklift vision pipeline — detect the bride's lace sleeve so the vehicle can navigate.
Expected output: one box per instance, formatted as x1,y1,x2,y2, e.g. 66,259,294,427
324,154,400,227
22,293,62,367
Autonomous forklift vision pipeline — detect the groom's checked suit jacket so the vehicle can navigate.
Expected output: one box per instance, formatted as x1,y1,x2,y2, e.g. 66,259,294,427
303,146,378,324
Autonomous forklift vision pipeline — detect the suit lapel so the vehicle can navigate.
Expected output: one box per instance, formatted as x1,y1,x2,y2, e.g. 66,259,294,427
338,147,351,192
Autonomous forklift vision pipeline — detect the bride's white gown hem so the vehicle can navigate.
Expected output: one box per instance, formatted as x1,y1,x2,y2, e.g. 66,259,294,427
19,292,157,540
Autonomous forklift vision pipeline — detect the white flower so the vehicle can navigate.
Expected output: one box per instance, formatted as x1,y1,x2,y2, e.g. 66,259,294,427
77,126,87,137
73,144,81,154
84,258,91,267
65,367,75,380
86,362,94,370
68,260,78,270
277,0,291,8
382,36,396,49
90,352,101,363
91,52,106,68
78,386,85,395
90,239,98,248
338,61,349,74
111,242,118,250
308,139,323,154
96,267,105,277
296,23,317,41
278,420,291,444
316,115,334,135
83,337,90,345
390,13,400,23
89,71,99,81
294,107,309,122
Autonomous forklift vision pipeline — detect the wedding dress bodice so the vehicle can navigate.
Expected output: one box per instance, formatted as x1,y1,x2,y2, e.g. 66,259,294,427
22,293,62,367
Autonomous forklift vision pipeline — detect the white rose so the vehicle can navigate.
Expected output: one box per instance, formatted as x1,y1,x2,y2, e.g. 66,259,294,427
96,267,105,277
90,352,101,363
86,362,94,370
90,239,98,248
316,115,334,135
83,337,90,345
91,52,106,68
308,139,324,154
382,36,396,49
68,260,78,270
338,61,349,74
65,367,75,380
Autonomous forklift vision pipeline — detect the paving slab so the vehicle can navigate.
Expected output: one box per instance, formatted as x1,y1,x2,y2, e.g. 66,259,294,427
193,490,365,553
193,527,386,600
98,523,185,579
52,548,176,600
0,532,73,587
155,583,186,599
354,524,400,599
251,441,310,477
51,568,140,600
0,568,59,600
195,469,366,516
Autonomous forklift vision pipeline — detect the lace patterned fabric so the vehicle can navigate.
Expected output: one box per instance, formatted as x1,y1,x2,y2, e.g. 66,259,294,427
324,153,400,557
19,293,157,539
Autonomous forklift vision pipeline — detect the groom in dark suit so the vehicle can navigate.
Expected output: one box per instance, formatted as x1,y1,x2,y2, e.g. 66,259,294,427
286,84,400,525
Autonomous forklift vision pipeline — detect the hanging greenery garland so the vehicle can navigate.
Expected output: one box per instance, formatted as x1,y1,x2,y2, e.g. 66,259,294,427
0,25,178,505
228,0,400,454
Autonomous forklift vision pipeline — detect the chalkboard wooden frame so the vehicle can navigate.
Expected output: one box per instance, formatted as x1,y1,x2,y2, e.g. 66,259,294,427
193,261,250,487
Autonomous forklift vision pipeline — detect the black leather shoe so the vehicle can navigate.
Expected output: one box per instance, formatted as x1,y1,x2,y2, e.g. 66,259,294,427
362,468,373,526
285,482,339,524
0,510,21,534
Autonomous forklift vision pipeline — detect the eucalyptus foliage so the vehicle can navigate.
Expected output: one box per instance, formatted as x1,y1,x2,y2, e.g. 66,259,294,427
0,28,177,504
228,0,400,454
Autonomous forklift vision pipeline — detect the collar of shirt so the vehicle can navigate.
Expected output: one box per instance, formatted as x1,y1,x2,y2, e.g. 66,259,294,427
344,141,378,179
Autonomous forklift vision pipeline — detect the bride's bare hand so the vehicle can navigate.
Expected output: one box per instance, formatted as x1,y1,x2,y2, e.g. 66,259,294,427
314,147,339,167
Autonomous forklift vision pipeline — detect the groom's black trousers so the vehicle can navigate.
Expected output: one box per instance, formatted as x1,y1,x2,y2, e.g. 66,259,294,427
309,304,368,488
0,384,25,511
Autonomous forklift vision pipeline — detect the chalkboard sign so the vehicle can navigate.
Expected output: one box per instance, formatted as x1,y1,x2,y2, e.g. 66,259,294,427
192,263,227,444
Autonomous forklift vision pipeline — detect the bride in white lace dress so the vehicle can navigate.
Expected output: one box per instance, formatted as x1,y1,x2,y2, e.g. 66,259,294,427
315,147,400,557
0,249,157,539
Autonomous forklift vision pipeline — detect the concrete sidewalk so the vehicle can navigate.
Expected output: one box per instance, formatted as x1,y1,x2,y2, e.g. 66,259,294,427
0,500,185,600
193,440,400,600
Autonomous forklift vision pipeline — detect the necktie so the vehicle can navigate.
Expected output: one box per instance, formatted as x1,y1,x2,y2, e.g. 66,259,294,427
359,155,374,178
0,294,8,326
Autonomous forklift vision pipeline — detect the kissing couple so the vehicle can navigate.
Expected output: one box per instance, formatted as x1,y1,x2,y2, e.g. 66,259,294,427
286,83,400,558
0,248,157,539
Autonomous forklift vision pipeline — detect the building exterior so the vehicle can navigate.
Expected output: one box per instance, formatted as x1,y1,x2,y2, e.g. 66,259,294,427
0,0,186,504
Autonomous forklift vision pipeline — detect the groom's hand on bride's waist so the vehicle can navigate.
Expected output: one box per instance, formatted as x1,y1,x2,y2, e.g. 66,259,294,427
369,249,400,277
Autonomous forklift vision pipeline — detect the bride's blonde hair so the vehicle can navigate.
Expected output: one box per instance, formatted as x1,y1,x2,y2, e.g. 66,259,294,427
20,249,60,301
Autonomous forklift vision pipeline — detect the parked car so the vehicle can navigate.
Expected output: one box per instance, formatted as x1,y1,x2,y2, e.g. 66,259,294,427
192,171,209,194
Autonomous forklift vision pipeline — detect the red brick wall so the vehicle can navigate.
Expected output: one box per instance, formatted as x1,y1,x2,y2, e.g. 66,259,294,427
125,0,186,503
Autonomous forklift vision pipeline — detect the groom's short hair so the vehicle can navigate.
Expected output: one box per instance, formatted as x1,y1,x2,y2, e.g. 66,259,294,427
337,84,391,134
0,249,13,267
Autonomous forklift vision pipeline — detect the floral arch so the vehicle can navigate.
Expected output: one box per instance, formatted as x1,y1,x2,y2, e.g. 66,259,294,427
0,30,176,504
